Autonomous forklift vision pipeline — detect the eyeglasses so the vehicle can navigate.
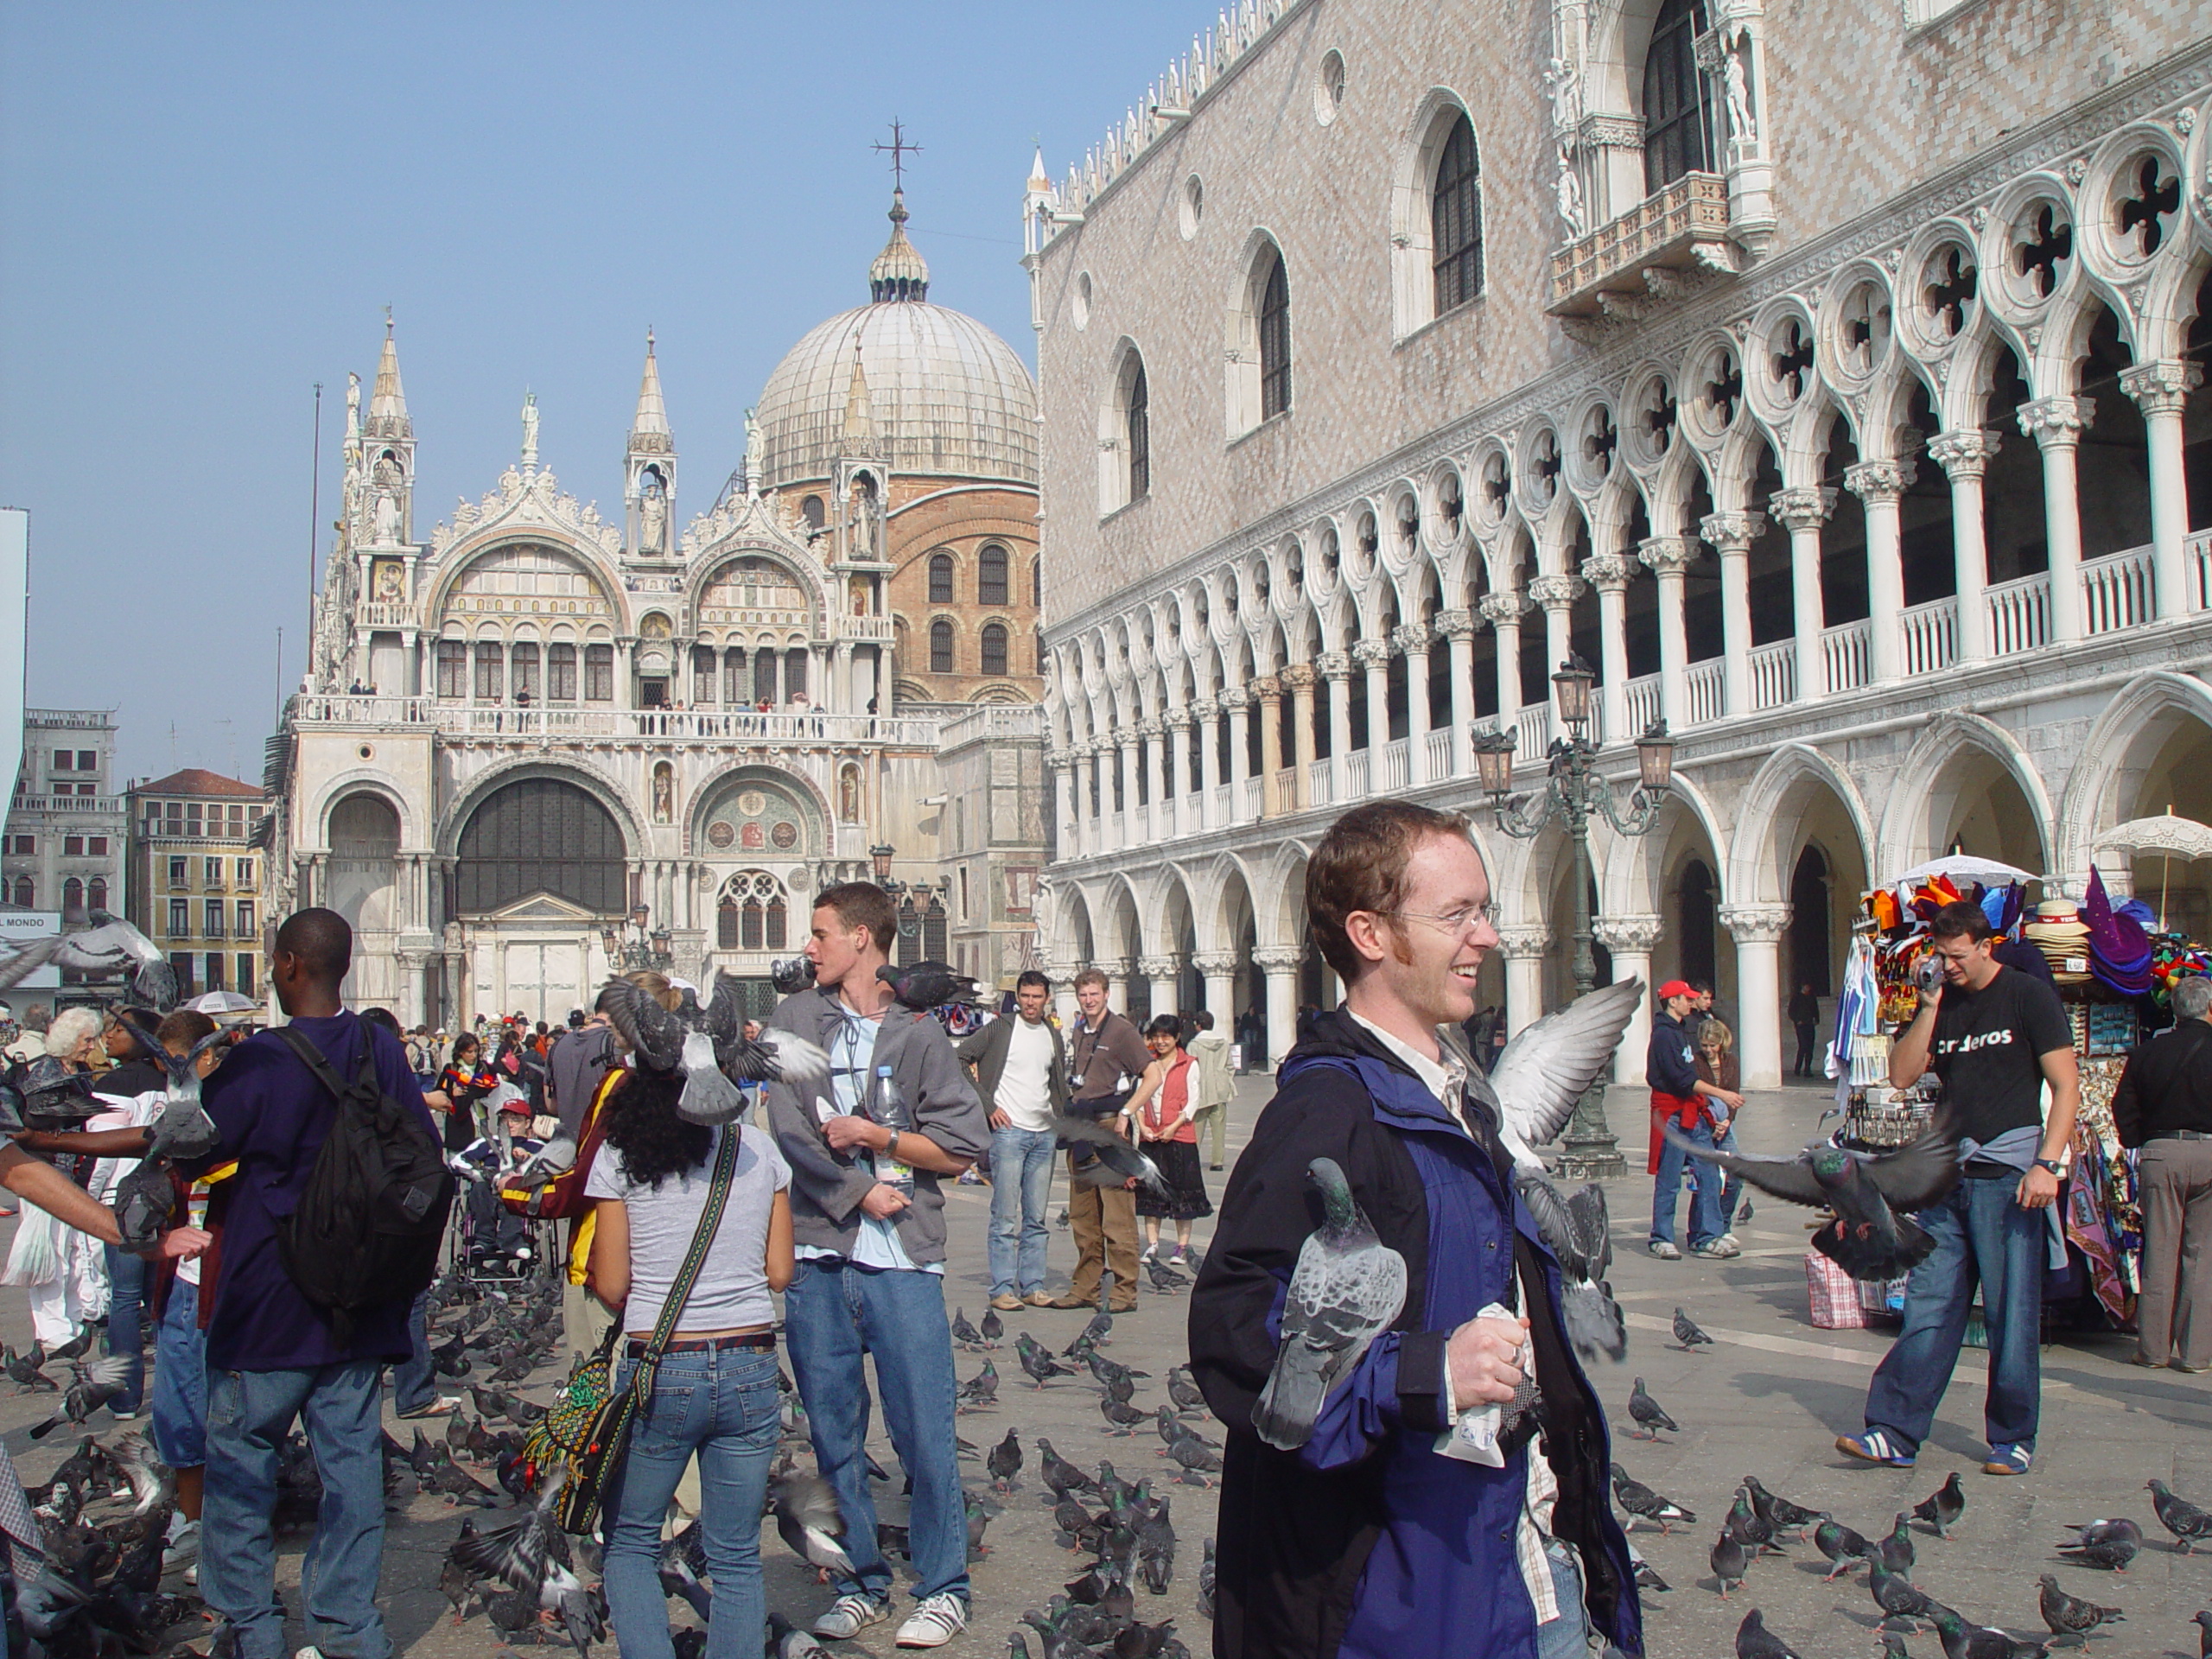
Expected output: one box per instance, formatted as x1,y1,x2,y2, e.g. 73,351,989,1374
1375,900,1502,936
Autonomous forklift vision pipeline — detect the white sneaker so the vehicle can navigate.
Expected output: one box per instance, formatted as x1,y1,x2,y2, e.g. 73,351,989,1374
1647,1240,1681,1261
1140,1242,1158,1262
165,1520,200,1574
812,1593,892,1640
1718,1232,1740,1250
895,1594,969,1649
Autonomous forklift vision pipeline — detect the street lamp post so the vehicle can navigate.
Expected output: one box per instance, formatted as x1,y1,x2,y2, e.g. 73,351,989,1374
1474,659,1675,1179
601,904,676,975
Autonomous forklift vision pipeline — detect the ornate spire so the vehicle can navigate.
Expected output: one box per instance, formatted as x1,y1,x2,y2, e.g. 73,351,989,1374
1027,146,1051,194
842,344,879,448
365,313,410,439
868,189,930,302
629,328,671,454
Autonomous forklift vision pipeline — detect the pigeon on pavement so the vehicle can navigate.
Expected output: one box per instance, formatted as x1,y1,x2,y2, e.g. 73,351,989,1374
1611,1464,1695,1533
1663,1115,1963,1281
978,1306,1004,1344
1250,1157,1408,1452
2195,1609,2212,1659
772,1471,855,1576
1711,1532,1748,1598
1816,1516,1878,1580
1673,1307,1714,1352
2036,1573,2122,1643
1742,1475,1818,1540
1930,1609,2049,1659
1878,1512,1916,1574
1870,1560,1947,1630
2150,1480,2212,1552
1627,1378,1678,1440
987,1429,1023,1492
2056,1519,2142,1573
1914,1471,1967,1539
1735,1608,1803,1659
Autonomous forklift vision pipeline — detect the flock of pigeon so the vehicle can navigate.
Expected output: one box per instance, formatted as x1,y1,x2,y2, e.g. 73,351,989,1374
1609,1320,2212,1659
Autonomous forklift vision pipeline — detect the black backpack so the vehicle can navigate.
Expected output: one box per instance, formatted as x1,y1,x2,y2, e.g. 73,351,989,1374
270,1024,456,1345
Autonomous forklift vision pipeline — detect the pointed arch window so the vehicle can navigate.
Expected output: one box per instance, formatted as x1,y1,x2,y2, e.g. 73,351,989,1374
930,620,956,674
1127,361,1151,499
1258,255,1292,421
1643,0,1716,194
717,870,790,952
1430,115,1483,314
978,545,1009,607
981,623,1008,677
928,553,955,604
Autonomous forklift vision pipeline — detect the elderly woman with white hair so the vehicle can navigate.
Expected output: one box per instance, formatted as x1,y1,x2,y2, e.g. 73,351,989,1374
10,1003,118,1357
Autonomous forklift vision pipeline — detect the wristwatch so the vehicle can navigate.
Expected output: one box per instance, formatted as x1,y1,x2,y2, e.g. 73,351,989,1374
2033,1158,2063,1175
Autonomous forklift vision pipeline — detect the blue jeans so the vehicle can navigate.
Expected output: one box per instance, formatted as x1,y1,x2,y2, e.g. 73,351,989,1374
988,1127,1058,1296
1534,1539,1594,1659
202,1359,389,1659
1713,1125,1743,1228
1864,1172,2044,1458
150,1279,207,1468
387,1292,435,1415
102,1244,146,1415
1650,1119,1726,1249
782,1260,968,1605
602,1345,779,1659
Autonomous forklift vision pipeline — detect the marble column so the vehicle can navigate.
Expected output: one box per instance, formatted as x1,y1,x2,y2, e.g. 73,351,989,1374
1481,593,1530,732
1317,652,1352,804
1253,945,1304,1071
1700,511,1764,716
1050,750,1076,858
2121,360,2203,619
1192,950,1239,1026
1770,486,1834,700
1139,718,1167,838
1928,431,1999,663
1637,537,1694,728
1225,685,1254,821
1720,903,1794,1090
1194,698,1223,830
1138,954,1182,1018
1527,574,1586,727
398,951,428,1029
1286,665,1318,810
1167,711,1193,834
1103,957,1134,1017
1592,914,1664,1084
1580,555,1633,740
1496,925,1553,1037
1116,734,1141,847
1075,744,1099,858
1254,677,1283,817
1349,640,1389,768
1846,458,1915,682
833,640,855,711
1393,623,1433,785
1434,609,1475,772
2018,396,2092,644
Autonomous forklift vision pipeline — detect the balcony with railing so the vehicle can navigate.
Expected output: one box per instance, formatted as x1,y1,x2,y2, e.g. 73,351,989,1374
294,694,943,748
1901,597,1959,676
1547,172,1732,319
1746,639,1796,710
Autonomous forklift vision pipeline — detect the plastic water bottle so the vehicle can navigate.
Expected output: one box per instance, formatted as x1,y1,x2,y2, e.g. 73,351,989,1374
872,1064,914,1197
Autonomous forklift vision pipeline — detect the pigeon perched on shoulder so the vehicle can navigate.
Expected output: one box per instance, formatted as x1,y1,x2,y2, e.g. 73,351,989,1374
1249,1157,1408,1452
2036,1573,2122,1642
1446,981,1642,1363
2149,1479,2212,1552
1914,1471,1967,1539
877,961,982,1012
1665,1115,1962,1281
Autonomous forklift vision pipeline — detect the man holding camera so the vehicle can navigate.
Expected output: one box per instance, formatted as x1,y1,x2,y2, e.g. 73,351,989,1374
1838,899,2077,1477
1050,968,1148,1313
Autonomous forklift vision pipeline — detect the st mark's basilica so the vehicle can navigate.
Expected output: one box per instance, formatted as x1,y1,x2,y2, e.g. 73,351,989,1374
260,194,1050,1026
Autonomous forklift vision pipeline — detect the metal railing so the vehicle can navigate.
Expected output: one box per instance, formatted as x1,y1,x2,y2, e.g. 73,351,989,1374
1900,597,1959,676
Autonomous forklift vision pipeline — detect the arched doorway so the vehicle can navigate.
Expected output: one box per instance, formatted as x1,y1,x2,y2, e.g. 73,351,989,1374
1676,858,1717,987
327,793,402,1006
1787,845,1833,997
453,777,629,1024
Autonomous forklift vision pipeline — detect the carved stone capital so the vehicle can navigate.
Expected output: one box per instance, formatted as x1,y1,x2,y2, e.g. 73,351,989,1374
1391,623,1432,656
1432,607,1478,641
1249,675,1281,698
1719,903,1794,944
1252,945,1306,974
1191,696,1220,721
1843,457,1916,505
1637,536,1698,577
1282,663,1318,691
1096,957,1134,982
1926,429,2001,480
1137,954,1184,980
1580,553,1634,593
1351,639,1394,669
2018,395,2094,448
1191,951,1241,976
1220,684,1251,710
1528,573,1588,610
1699,510,1766,553
1494,925,1553,960
1135,718,1165,741
1479,591,1533,626
1592,912,1665,954
2120,359,2203,418
1315,650,1352,681
1768,486,1836,531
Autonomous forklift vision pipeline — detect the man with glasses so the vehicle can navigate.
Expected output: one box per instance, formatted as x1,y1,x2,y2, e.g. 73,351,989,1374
1191,800,1639,1659
1838,899,2076,1478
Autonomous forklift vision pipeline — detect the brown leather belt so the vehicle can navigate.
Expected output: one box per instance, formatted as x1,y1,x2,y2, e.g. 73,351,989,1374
626,1332,776,1357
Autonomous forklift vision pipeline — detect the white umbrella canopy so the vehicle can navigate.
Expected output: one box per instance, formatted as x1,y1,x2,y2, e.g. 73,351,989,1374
2095,814,2212,862
1891,853,2038,890
186,990,258,1015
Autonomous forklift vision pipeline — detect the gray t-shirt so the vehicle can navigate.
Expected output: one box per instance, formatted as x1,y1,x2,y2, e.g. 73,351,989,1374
584,1125,790,1334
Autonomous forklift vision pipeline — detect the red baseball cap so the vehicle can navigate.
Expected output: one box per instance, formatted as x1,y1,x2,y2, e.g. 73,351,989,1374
1658,980,1694,1001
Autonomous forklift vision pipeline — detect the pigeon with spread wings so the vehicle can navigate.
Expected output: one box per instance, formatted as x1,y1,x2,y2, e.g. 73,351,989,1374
1661,1116,1961,1281
0,912,176,1010
599,971,828,1125
1446,977,1643,1362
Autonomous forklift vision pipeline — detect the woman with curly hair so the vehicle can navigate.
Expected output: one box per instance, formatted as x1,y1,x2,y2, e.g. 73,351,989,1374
585,983,793,1659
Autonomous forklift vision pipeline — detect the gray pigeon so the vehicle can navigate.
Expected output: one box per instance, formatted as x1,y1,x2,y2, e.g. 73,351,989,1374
772,1471,855,1575
1611,1464,1695,1532
2036,1573,2122,1642
2149,1479,2212,1552
2055,1518,2140,1573
1663,1116,1961,1281
601,973,828,1122
1627,1378,1677,1440
1931,1609,2049,1659
1250,1157,1408,1452
1673,1307,1714,1352
0,912,175,1008
1736,1609,1802,1659
1711,1531,1747,1598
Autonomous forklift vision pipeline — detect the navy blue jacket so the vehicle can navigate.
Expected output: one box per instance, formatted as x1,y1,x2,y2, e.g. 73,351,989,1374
1646,1009,1700,1097
1189,1013,1639,1659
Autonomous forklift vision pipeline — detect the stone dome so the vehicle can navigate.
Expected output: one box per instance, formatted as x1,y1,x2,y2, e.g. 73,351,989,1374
755,194,1039,490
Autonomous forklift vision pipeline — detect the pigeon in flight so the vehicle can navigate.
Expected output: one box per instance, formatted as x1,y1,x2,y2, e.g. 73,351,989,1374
1663,1114,1963,1281
1052,1115,1172,1199
1250,1156,1408,1452
602,972,829,1123
772,1471,855,1576
0,912,175,1009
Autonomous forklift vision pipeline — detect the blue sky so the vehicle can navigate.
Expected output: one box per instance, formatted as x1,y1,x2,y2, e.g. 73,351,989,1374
0,3,1199,782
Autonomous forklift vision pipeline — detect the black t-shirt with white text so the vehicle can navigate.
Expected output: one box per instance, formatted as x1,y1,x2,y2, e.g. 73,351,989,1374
1928,964,2072,1146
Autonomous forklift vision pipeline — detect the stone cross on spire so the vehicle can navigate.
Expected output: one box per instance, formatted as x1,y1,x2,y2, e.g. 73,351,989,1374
872,118,923,189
